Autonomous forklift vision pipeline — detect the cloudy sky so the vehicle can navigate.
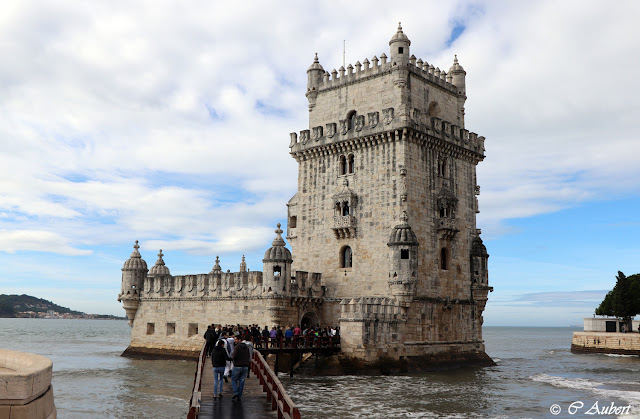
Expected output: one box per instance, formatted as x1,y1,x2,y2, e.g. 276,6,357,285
1,1,638,326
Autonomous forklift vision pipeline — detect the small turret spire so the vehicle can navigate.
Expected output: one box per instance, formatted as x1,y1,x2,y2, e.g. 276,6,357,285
155,249,165,266
211,255,222,274
272,223,285,247
240,254,247,272
130,240,141,258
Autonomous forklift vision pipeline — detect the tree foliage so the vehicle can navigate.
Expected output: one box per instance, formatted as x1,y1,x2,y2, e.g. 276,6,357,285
595,272,640,322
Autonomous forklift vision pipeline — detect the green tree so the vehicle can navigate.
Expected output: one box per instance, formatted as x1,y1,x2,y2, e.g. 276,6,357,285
595,271,640,331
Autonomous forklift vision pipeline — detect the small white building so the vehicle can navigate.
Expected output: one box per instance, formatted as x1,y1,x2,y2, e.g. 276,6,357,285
583,317,640,333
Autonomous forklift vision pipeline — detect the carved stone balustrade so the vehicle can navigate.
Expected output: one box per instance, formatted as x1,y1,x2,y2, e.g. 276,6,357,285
332,215,356,239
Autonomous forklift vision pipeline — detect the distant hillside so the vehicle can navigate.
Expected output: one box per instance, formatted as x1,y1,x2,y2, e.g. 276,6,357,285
0,294,83,318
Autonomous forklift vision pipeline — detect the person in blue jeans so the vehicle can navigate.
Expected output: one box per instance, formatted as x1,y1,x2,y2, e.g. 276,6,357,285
211,340,230,398
231,335,251,401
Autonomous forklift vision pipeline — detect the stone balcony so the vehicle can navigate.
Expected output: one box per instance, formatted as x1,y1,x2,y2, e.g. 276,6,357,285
436,217,459,236
333,215,356,239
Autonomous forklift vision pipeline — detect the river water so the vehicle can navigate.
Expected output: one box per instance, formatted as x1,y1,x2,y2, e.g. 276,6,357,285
1,319,638,418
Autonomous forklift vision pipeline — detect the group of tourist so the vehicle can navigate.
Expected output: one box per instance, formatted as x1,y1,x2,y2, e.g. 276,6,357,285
202,323,340,401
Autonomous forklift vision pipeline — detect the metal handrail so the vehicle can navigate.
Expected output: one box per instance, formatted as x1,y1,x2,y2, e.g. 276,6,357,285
252,350,301,419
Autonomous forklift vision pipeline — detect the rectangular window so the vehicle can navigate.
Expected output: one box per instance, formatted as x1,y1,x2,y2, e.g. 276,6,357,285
167,323,176,336
188,323,198,337
401,249,409,259
146,323,155,335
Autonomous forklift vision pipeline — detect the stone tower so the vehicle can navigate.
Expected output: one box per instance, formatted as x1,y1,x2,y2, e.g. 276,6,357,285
287,23,492,363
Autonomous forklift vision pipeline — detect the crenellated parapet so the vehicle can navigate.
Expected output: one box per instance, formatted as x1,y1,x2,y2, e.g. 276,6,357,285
309,54,459,96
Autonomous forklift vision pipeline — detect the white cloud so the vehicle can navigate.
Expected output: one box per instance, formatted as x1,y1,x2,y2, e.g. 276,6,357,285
0,1,638,269
0,230,90,255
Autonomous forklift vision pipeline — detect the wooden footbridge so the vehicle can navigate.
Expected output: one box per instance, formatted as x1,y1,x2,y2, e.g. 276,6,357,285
187,337,341,419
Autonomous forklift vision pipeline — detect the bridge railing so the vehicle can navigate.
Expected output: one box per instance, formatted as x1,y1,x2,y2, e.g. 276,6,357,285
252,335,340,350
252,350,301,419
187,342,208,419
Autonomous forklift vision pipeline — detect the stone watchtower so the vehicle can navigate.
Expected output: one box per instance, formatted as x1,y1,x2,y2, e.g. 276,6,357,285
287,24,492,364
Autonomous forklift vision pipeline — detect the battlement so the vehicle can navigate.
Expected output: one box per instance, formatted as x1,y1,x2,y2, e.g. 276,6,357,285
289,107,485,159
142,269,323,299
310,55,458,94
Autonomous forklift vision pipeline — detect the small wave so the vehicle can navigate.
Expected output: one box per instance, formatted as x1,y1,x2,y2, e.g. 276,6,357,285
604,354,637,358
531,374,640,406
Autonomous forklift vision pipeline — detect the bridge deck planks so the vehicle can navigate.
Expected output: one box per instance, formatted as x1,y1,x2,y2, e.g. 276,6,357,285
199,356,277,419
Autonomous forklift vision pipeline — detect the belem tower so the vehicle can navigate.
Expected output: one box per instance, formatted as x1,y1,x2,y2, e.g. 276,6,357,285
118,24,493,367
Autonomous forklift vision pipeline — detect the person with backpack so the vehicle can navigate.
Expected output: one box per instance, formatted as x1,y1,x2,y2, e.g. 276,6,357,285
211,340,231,398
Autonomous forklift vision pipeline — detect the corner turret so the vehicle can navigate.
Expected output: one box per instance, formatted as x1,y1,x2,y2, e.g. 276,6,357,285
448,55,466,95
262,223,293,294
389,22,411,66
306,53,324,111
387,211,419,300
118,240,148,326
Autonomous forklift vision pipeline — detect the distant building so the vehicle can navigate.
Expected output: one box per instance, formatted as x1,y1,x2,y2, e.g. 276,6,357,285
119,24,492,366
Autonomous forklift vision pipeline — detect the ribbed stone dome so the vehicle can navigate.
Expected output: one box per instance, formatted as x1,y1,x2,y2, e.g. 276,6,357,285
262,223,293,262
307,53,325,72
448,55,465,73
471,236,488,257
387,211,419,246
149,249,170,276
389,22,411,46
122,240,148,271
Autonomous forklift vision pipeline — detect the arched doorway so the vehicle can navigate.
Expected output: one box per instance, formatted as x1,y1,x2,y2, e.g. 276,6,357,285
301,312,319,330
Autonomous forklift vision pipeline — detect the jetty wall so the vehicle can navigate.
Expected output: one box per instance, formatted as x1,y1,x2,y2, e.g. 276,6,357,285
571,332,640,355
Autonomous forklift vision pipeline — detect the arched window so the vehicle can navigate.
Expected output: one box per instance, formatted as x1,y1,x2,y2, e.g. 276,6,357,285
342,202,350,216
440,248,448,270
340,246,353,268
339,155,347,175
347,110,356,130
334,202,341,216
348,154,354,174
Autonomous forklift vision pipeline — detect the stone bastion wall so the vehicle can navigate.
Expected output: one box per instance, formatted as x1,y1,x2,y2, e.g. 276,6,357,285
0,349,56,419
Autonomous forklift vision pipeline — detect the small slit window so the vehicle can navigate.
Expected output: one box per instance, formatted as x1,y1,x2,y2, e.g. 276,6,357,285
348,154,354,174
398,47,404,54
146,323,155,335
274,266,281,278
440,248,448,270
167,323,176,335
401,249,409,260
289,216,297,228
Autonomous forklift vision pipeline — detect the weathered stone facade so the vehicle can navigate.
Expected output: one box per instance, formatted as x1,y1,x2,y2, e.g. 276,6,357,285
118,24,493,366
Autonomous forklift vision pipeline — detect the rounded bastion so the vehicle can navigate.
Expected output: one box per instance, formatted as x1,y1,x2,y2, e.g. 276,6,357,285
0,349,56,419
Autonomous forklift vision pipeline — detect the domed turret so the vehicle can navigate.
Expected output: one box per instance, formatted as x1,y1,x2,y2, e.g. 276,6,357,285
387,211,419,300
448,55,466,95
262,223,293,294
306,53,325,109
118,240,148,327
389,22,411,66
470,233,489,286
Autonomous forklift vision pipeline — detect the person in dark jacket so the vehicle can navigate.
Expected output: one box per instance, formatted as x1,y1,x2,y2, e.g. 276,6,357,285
212,340,230,398
204,324,216,356
231,336,250,401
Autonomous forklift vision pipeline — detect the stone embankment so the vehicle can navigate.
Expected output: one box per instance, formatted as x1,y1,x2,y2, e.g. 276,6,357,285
571,332,640,355
0,349,56,418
